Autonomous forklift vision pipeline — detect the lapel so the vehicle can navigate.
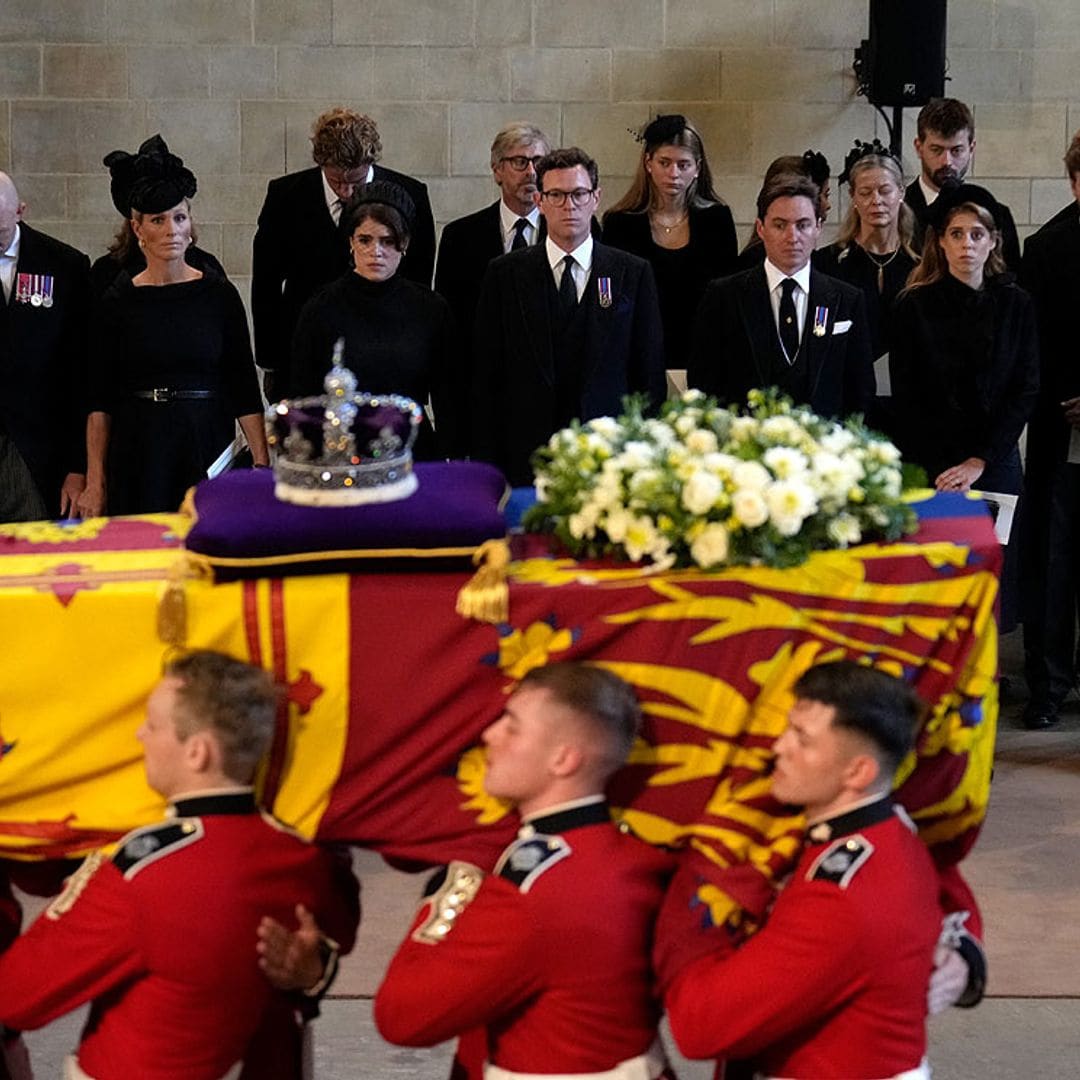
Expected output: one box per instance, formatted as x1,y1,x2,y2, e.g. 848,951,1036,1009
803,268,841,397
512,245,558,388
905,179,928,216
578,243,626,384
736,265,777,385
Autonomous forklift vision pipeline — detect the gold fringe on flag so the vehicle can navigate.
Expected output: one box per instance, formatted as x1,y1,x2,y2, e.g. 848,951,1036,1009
456,538,511,624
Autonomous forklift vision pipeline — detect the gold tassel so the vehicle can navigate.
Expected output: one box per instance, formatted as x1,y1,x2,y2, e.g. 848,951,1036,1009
157,552,214,647
456,538,511,624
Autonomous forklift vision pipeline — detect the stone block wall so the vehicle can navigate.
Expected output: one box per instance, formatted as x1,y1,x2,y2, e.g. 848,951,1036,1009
2,0,1078,297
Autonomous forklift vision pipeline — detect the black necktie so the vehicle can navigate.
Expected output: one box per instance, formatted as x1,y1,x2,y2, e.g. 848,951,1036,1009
778,277,800,363
511,218,529,251
558,255,578,317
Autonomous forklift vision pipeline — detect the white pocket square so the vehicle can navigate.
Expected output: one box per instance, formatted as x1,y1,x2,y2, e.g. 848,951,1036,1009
832,320,852,335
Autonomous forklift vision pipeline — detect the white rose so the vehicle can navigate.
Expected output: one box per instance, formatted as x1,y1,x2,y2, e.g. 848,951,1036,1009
682,469,723,515
820,428,857,454
760,416,801,443
690,522,731,568
621,440,655,469
703,451,738,477
568,504,598,539
765,480,818,535
732,487,769,528
643,418,678,447
763,446,809,480
826,513,862,547
867,439,901,465
628,467,662,495
681,388,706,405
732,460,771,491
684,428,719,455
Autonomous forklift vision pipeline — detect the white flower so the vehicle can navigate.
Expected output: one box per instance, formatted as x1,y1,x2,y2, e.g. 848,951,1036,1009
820,428,857,454
628,467,662,495
684,428,719,455
880,468,902,498
729,416,758,443
603,507,631,543
732,460,771,491
583,432,613,458
866,439,901,465
765,480,818,536
690,522,731,568
624,515,659,562
763,446,809,480
703,451,738,478
810,450,864,502
643,419,678,448
760,416,802,443
731,487,769,529
680,389,707,405
588,416,620,440
589,473,622,511
620,440,655,470
682,469,723,515
826,513,862,547
568,503,599,539
534,474,550,501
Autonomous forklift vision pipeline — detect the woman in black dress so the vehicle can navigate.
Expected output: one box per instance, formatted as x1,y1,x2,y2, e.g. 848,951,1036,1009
287,181,461,459
78,146,267,517
90,135,227,300
815,143,919,438
890,183,1038,629
601,115,737,370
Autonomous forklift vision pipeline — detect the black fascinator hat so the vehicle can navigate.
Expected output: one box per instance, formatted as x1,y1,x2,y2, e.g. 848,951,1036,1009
103,134,197,217
927,181,1005,232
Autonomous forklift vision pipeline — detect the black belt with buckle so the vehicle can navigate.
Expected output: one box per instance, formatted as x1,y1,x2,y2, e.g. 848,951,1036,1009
132,388,217,402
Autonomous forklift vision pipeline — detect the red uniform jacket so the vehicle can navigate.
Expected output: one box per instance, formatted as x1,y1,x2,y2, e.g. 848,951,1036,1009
664,799,941,1079
0,791,359,1080
375,801,674,1075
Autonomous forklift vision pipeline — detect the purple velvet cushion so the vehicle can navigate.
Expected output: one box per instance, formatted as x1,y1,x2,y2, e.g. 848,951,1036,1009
185,462,507,580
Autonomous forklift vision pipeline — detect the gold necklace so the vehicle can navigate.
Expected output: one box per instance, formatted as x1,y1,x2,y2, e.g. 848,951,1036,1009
862,246,900,293
653,212,688,234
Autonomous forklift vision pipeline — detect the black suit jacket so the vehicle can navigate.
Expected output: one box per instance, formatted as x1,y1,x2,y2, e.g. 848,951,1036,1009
904,178,1022,271
1021,209,1080,465
471,242,665,485
251,164,435,374
687,264,874,420
0,224,91,511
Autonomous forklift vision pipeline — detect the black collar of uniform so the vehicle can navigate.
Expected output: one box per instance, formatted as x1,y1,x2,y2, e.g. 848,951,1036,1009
524,800,611,836
170,790,258,817
806,796,893,845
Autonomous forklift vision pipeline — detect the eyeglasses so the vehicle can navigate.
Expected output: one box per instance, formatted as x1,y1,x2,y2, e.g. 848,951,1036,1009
539,188,596,208
500,155,545,171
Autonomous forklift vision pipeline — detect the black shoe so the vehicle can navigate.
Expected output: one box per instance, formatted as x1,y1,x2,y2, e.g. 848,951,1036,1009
1022,702,1060,730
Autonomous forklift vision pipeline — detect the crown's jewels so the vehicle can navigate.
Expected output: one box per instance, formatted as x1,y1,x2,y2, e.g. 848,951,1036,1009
266,338,423,507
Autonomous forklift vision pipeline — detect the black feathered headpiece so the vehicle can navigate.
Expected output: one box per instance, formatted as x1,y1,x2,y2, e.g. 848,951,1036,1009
839,139,901,185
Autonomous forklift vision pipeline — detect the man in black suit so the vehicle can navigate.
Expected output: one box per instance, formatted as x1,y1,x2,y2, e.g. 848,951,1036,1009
1019,132,1080,730
435,122,551,340
251,107,436,397
905,98,1021,270
689,174,873,419
0,172,91,522
471,147,665,486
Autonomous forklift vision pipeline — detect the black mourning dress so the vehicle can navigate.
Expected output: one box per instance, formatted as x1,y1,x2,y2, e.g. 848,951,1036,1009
602,203,737,370
90,274,263,515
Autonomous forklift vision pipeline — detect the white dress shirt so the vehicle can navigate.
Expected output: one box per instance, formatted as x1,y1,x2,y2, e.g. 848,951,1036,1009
499,201,541,253
918,174,940,207
321,165,374,225
763,257,811,351
546,234,593,302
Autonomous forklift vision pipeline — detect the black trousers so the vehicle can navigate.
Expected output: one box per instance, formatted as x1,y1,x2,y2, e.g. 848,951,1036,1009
1021,455,1080,706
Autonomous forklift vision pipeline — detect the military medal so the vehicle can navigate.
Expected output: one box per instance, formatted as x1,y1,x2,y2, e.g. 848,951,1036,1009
597,276,612,308
28,273,43,306
40,274,55,308
15,272,31,304
812,305,828,337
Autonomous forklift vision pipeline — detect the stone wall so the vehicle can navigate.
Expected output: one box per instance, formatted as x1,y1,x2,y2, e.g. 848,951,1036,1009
2,0,1078,297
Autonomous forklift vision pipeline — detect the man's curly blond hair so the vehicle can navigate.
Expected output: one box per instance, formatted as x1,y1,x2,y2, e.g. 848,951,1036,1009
311,108,382,169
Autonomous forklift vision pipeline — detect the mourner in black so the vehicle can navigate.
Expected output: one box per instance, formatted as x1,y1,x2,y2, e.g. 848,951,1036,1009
891,183,1038,632
905,98,1021,271
1019,133,1080,730
0,171,91,522
252,108,436,396
471,147,665,487
602,114,737,371
689,173,873,420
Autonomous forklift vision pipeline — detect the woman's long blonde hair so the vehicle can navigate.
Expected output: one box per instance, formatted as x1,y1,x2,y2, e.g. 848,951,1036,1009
835,154,918,259
903,202,1005,291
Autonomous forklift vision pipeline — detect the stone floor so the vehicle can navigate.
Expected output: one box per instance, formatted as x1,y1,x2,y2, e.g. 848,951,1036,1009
18,630,1080,1078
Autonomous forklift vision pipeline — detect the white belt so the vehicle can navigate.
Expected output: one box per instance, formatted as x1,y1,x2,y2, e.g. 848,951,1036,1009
65,1055,243,1080
758,1059,930,1080
485,1038,667,1080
